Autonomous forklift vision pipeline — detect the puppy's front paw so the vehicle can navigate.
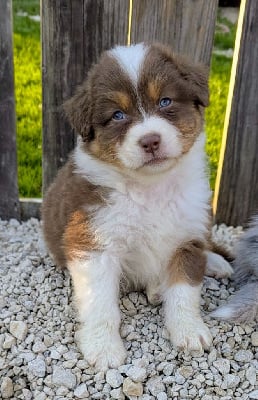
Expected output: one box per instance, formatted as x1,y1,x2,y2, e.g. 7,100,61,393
146,283,163,305
77,326,126,371
205,251,233,279
168,318,212,352
146,291,162,306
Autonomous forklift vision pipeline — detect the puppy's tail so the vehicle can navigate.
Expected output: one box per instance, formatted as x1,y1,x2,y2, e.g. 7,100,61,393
211,282,258,323
211,215,258,323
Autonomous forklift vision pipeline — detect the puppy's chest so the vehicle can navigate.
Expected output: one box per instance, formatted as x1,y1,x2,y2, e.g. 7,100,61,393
93,180,200,253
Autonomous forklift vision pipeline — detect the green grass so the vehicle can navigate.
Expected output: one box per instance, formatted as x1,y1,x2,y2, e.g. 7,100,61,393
214,17,237,50
13,1,236,197
13,0,41,197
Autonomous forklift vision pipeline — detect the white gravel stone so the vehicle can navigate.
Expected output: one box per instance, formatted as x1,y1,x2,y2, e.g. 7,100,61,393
120,324,134,338
110,387,125,399
251,332,258,346
162,362,175,376
178,366,193,378
50,349,61,360
33,390,46,400
9,321,28,340
28,357,46,377
76,359,88,369
122,377,143,397
63,359,77,369
74,383,89,398
175,372,186,384
234,350,253,362
1,377,14,398
43,334,53,347
3,333,15,349
56,387,69,396
157,392,168,400
52,366,76,389
146,376,166,396
126,365,147,382
222,374,241,389
213,358,231,375
179,388,189,398
122,297,137,315
249,390,258,399
246,367,257,386
208,348,217,364
106,369,123,388
22,388,33,399
32,340,47,353
20,350,35,363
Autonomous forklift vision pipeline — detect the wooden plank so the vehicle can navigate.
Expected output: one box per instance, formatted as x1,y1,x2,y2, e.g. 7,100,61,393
0,0,20,220
20,199,42,221
214,0,258,226
130,0,218,65
41,0,83,194
82,0,131,71
41,0,129,193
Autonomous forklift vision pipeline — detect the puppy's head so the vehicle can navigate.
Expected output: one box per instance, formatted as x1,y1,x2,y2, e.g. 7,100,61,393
64,43,209,175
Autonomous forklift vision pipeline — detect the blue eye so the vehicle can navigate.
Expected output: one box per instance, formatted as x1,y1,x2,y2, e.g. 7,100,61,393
112,110,125,120
159,97,172,108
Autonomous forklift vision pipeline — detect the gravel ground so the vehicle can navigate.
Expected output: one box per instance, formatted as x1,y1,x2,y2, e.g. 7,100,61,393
0,218,257,400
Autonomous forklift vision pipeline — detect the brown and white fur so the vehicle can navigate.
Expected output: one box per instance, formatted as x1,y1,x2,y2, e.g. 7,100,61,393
42,43,232,370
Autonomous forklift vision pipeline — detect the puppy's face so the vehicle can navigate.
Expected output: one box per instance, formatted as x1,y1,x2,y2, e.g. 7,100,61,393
65,43,209,175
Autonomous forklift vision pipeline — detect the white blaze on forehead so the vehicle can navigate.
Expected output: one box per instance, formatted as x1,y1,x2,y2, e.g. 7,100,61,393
110,43,148,85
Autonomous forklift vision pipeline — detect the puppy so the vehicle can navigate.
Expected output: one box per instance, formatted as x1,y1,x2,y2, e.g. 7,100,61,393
212,215,258,323
42,43,231,370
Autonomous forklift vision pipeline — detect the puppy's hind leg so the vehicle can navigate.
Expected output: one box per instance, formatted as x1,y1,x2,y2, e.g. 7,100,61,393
68,253,126,371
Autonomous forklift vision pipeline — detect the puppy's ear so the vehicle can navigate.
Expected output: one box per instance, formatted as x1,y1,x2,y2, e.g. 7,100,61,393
176,57,209,107
63,80,94,142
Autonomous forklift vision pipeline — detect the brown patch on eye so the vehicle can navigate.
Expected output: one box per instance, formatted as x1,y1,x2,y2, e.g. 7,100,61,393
168,240,206,286
138,43,209,134
63,209,99,262
111,91,132,111
142,43,209,107
70,52,142,167
64,51,139,147
148,80,160,103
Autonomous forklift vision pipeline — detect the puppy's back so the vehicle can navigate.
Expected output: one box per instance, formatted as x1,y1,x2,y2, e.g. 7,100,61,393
41,158,105,267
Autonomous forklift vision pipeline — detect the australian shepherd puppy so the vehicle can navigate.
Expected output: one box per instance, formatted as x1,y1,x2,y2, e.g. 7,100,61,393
42,43,232,370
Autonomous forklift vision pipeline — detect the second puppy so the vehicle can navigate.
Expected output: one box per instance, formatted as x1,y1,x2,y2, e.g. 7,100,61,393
212,215,258,323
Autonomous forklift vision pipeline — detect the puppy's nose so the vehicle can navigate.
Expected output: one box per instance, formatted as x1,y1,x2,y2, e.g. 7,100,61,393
139,133,161,154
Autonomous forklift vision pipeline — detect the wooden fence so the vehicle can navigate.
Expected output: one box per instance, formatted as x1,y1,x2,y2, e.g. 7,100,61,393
0,0,257,226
